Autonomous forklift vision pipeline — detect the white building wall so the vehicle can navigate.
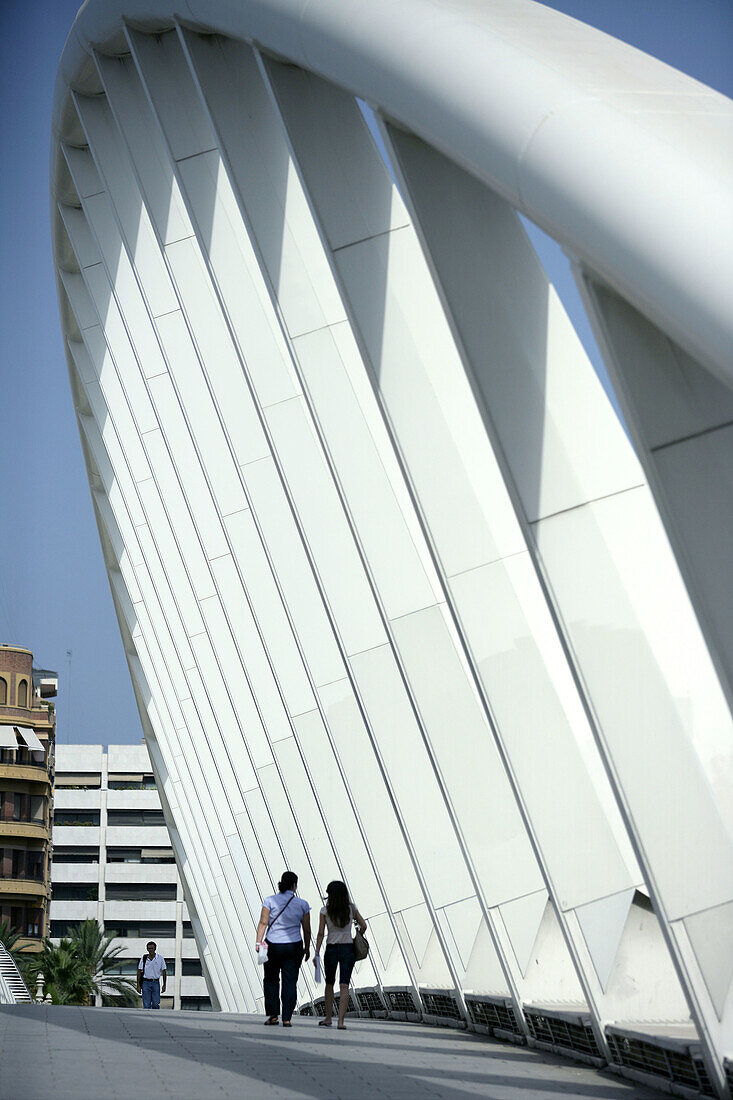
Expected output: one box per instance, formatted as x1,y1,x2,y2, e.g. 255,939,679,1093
52,2,733,1093
52,744,211,1010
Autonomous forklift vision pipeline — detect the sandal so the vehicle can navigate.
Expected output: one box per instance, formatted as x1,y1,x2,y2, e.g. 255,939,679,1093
264,1017,279,1026
337,1025,347,1030
318,1019,332,1027
282,1021,292,1028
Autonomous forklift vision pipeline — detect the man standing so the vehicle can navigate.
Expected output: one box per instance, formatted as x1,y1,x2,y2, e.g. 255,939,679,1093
137,940,167,1009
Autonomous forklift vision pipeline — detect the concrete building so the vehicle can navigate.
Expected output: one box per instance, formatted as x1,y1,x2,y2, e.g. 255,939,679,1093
51,744,211,1011
0,645,57,952
51,1,733,1095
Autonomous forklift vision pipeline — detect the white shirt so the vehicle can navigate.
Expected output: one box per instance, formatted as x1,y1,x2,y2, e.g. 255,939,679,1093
138,953,167,980
262,891,310,944
320,903,355,945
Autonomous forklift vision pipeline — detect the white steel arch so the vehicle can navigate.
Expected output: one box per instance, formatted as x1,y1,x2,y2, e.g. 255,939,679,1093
52,2,733,1094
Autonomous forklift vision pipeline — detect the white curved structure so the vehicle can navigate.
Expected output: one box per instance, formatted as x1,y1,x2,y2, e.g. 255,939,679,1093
52,1,733,1093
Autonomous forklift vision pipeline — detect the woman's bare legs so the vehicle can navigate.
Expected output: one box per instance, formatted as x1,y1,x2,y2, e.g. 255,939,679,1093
321,982,334,1024
337,983,349,1028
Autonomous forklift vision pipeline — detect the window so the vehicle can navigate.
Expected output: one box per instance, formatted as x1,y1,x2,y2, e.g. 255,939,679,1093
105,959,142,976
106,847,175,864
53,811,100,827
17,680,28,707
52,883,98,901
52,846,99,864
0,678,6,704
108,775,156,790
106,809,166,827
182,921,195,939
104,921,176,938
54,774,101,789
105,883,176,901
181,959,202,976
50,920,78,938
181,997,212,1011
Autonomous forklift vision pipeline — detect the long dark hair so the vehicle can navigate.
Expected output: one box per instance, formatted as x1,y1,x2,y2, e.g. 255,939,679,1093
278,871,298,893
325,880,351,928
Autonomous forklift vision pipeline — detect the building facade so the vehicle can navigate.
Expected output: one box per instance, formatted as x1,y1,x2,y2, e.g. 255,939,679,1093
0,645,57,952
52,1,733,1095
52,744,210,1011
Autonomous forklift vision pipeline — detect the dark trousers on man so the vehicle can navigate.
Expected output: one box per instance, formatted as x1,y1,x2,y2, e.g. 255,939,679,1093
263,941,304,1022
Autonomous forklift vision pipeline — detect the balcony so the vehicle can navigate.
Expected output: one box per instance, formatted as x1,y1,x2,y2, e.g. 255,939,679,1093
0,761,51,786
0,820,49,841
0,878,49,899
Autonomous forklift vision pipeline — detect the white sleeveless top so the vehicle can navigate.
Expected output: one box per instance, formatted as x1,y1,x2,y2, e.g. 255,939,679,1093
321,903,355,944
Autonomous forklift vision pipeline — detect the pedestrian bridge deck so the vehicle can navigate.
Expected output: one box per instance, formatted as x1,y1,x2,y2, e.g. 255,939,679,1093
0,1005,659,1099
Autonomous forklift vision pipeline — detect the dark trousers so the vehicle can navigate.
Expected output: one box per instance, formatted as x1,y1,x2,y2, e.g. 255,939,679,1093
263,941,304,1022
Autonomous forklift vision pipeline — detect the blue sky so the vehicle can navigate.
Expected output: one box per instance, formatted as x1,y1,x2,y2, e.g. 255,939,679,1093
0,0,731,745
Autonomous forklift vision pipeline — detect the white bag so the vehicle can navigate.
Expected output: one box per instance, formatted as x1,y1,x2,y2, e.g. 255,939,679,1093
314,955,322,985
256,941,269,965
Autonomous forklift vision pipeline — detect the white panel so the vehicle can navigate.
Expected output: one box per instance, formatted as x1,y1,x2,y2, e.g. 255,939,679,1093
177,149,301,408
536,487,733,919
336,225,524,577
242,456,345,690
271,737,334,873
139,431,216,601
59,203,100,268
349,644,474,909
164,237,269,467
439,897,483,972
82,191,169,378
652,426,733,695
152,310,248,518
209,552,292,747
391,602,543,907
401,904,433,968
128,28,216,163
265,396,386,658
181,31,345,339
59,268,97,331
198,590,274,771
684,902,733,1019
258,55,409,250
449,555,636,910
576,890,635,992
223,508,316,718
292,709,384,919
73,93,181,316
499,891,548,977
319,677,422,912
385,127,642,522
292,323,437,620
93,55,192,247
63,142,103,198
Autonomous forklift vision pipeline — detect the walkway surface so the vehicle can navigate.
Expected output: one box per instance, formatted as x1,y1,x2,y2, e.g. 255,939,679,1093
0,1005,660,1099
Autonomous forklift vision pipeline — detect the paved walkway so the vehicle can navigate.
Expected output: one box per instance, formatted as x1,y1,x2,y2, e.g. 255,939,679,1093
0,1006,659,1099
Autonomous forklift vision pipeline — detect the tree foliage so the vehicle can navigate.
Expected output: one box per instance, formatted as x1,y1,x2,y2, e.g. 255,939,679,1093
1,919,138,1006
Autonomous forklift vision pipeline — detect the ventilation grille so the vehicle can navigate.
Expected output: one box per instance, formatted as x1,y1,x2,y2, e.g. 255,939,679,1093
313,997,328,1017
422,990,463,1021
465,995,524,1038
299,1004,314,1016
311,994,357,1017
357,989,385,1014
387,988,419,1014
525,1007,601,1061
725,1060,733,1093
606,1029,714,1096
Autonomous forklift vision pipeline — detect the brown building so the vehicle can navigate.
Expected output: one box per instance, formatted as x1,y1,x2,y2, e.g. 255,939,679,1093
0,645,57,952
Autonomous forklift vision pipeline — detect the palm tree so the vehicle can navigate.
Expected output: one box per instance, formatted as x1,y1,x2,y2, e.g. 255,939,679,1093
38,937,93,1005
72,920,138,1006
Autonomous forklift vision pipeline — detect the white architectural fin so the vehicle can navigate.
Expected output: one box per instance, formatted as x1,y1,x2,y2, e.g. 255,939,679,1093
401,904,434,968
576,889,634,991
684,901,733,1019
499,890,547,976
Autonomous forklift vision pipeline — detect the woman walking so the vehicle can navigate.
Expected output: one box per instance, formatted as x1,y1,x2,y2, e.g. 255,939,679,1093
256,871,311,1027
314,880,367,1029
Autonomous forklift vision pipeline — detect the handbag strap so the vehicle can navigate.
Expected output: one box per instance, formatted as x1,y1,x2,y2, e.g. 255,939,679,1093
266,892,296,939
